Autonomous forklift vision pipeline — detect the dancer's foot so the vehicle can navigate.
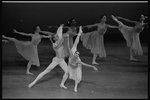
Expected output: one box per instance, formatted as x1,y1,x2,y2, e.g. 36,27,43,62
28,82,35,88
74,88,77,92
92,61,99,65
26,72,34,75
130,57,138,61
60,84,67,89
111,15,117,21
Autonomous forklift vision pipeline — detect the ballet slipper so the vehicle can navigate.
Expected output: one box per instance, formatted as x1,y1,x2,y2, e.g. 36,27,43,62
130,57,138,61
28,82,35,88
92,61,99,65
26,72,34,75
60,84,67,89
74,88,77,92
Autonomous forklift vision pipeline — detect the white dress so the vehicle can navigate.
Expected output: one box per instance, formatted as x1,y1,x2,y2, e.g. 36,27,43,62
118,23,144,55
68,57,82,83
81,24,107,57
14,34,41,66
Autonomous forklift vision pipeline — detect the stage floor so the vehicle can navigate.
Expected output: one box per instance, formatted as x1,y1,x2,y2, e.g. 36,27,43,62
2,41,148,99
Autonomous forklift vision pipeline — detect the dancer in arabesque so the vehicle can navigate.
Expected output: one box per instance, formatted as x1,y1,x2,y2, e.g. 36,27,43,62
2,26,51,75
111,15,148,61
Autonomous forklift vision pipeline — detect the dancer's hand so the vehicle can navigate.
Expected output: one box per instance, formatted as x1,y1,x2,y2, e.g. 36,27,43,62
116,16,122,19
13,29,17,33
2,40,9,43
111,15,115,18
79,26,83,35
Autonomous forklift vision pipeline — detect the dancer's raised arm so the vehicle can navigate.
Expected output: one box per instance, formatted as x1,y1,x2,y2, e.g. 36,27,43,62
71,26,83,54
13,29,33,36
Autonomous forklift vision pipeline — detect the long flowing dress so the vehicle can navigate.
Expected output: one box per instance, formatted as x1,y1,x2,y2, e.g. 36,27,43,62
81,24,107,57
118,23,145,55
14,34,41,66
68,56,82,83
63,28,77,57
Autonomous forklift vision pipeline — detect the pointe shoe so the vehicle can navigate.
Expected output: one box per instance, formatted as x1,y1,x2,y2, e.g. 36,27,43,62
130,58,138,61
74,88,77,92
28,82,35,88
92,61,99,65
26,72,34,75
60,84,67,89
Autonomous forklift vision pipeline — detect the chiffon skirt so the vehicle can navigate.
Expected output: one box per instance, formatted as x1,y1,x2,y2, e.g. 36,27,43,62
63,37,74,57
81,31,106,57
69,64,82,83
14,40,40,66
119,25,143,55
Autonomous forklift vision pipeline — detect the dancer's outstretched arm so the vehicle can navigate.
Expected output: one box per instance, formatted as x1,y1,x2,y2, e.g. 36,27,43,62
78,60,98,71
39,30,54,36
41,35,52,38
37,26,54,36
83,23,99,29
107,24,119,28
48,25,71,29
13,29,33,36
47,26,59,29
116,16,137,24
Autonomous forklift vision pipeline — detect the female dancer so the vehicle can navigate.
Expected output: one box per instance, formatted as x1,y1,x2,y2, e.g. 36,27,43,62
111,15,148,61
81,15,118,65
2,26,51,75
67,26,98,92
28,24,70,89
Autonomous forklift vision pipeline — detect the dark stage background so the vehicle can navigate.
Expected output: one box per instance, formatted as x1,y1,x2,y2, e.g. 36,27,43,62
2,2,148,43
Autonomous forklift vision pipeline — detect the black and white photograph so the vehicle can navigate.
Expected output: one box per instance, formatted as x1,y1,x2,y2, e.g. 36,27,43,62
2,1,148,99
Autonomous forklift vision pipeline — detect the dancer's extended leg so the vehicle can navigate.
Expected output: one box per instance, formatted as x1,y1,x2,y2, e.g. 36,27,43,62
28,60,58,88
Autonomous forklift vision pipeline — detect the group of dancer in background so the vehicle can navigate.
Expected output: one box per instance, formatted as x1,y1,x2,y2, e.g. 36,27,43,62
2,14,148,92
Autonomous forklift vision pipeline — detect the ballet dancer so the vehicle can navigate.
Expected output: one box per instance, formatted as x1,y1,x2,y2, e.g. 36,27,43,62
48,18,78,57
111,15,148,61
67,26,98,92
81,15,118,65
2,26,51,75
28,24,70,89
